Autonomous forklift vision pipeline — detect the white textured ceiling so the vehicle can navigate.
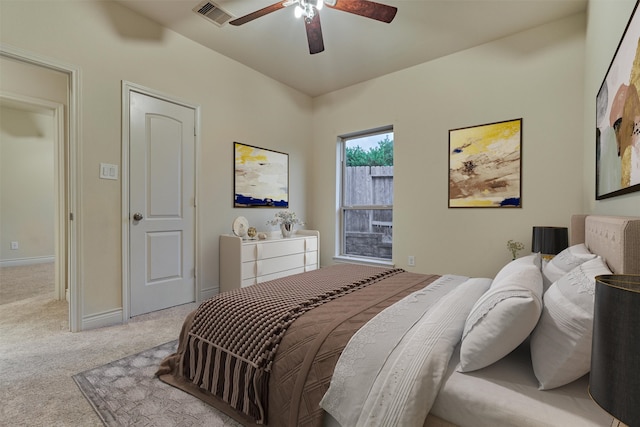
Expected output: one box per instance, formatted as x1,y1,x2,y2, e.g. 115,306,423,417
116,0,587,97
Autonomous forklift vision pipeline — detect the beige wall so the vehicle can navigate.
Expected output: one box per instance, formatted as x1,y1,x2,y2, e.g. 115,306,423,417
583,0,640,214
2,0,639,326
0,106,55,262
310,14,588,278
0,0,313,323
0,57,69,103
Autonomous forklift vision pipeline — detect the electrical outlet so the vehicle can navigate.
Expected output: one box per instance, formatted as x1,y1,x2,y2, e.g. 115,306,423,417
408,255,415,266
10,241,18,250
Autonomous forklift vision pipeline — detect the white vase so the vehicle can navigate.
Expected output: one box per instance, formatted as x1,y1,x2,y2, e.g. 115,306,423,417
280,223,294,238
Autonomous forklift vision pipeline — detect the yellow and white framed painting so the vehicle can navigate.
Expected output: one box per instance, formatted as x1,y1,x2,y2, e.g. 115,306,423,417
448,118,522,208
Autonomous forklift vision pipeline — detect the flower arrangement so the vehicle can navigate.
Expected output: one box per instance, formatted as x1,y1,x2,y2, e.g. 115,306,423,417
507,239,525,260
267,210,304,227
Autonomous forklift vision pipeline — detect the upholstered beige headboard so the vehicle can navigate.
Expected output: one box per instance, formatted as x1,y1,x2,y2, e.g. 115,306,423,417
570,215,640,275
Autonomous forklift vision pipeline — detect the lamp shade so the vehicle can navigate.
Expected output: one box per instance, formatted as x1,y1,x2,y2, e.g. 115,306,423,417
589,275,640,427
531,226,568,255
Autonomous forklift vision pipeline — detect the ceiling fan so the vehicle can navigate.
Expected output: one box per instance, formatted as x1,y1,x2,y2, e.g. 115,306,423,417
229,0,397,55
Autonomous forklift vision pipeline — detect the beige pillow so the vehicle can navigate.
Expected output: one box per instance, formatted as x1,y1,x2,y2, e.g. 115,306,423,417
530,256,612,389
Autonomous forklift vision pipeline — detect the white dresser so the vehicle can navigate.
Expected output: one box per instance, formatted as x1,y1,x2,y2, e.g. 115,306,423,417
219,230,319,292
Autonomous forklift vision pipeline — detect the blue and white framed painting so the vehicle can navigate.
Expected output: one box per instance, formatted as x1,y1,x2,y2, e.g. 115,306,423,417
234,142,289,208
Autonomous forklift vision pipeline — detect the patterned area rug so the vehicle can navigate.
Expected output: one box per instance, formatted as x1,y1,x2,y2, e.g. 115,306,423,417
73,340,242,426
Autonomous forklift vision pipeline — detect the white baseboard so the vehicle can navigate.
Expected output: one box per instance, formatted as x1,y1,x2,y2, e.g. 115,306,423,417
81,288,219,330
200,286,218,301
81,308,123,331
0,256,55,267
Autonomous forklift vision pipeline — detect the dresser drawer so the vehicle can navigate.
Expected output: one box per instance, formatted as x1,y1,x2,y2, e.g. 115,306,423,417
260,239,306,260
241,261,257,280
256,266,306,284
241,277,256,288
304,237,318,252
305,251,318,266
257,253,305,277
242,238,307,262
242,252,308,280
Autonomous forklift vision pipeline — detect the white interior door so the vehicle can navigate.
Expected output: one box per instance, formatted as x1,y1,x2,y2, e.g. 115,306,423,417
129,91,195,316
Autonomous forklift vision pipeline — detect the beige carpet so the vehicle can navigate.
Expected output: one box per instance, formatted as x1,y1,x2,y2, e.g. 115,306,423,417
0,262,57,305
0,263,198,426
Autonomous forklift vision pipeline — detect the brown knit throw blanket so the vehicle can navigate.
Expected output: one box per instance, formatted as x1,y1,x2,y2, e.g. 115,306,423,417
181,265,404,424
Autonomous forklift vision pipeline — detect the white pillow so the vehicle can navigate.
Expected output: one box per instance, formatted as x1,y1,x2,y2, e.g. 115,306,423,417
493,253,542,284
530,256,612,390
458,260,543,372
542,243,596,290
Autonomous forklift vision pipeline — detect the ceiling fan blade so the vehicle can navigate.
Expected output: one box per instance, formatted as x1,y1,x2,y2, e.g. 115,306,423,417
229,1,287,26
304,14,325,54
326,0,397,23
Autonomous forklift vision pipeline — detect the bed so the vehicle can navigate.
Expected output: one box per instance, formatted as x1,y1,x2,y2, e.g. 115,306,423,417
157,214,640,427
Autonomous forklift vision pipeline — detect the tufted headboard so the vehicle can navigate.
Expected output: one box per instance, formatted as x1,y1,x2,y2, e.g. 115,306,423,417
570,215,640,275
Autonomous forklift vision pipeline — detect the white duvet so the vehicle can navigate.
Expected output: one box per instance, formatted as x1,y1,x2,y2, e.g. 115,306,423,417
320,275,492,427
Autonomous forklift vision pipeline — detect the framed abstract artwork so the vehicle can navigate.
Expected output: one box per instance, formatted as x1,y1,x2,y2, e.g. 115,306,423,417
448,118,522,208
596,1,640,200
234,142,289,208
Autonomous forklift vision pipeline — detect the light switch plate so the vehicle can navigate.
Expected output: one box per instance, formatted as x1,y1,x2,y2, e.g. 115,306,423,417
100,163,118,180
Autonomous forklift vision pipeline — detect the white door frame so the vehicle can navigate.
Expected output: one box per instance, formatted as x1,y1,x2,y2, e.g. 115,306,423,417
0,92,65,301
121,81,201,321
0,43,82,332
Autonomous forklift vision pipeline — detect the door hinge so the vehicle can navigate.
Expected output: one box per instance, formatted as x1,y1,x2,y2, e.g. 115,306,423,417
69,213,74,221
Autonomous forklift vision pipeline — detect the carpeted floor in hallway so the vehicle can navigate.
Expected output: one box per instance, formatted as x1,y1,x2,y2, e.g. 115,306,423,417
0,263,197,426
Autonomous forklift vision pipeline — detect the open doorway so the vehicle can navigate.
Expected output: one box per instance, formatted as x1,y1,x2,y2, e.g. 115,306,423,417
0,47,80,331
0,98,60,302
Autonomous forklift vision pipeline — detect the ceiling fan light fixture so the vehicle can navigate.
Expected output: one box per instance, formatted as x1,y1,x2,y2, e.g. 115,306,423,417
293,0,319,20
314,0,324,11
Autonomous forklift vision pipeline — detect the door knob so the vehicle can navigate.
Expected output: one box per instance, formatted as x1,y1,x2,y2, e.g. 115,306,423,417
133,213,144,221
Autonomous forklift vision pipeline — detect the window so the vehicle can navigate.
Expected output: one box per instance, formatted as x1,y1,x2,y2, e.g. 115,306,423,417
337,127,393,262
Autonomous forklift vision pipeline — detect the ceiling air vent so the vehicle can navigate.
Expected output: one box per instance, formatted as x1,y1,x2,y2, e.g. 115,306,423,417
194,1,234,27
